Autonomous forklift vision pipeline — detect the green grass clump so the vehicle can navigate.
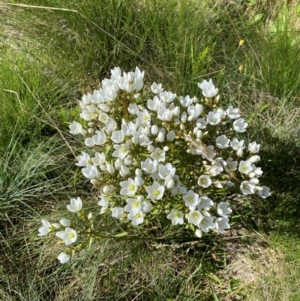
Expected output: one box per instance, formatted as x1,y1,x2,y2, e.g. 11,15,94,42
0,0,300,300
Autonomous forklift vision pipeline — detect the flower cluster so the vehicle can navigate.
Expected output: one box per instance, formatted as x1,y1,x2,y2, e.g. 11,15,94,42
39,67,270,263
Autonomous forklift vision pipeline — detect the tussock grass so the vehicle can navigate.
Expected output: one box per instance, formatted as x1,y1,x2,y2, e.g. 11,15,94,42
0,0,300,300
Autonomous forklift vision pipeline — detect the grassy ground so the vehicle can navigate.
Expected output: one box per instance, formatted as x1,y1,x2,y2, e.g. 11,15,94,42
0,0,300,300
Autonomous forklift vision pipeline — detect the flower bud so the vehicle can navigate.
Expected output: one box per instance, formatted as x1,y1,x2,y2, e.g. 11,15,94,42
173,106,180,116
100,164,107,171
196,130,202,139
157,131,165,142
114,158,122,169
106,163,115,174
132,136,139,144
91,179,101,186
248,172,256,178
181,112,187,123
249,155,260,163
135,168,142,176
147,145,154,152
225,181,235,187
250,178,259,185
103,185,111,193
166,178,175,189
144,126,150,136
151,125,158,135
174,118,180,124
236,148,243,157
166,131,175,141
124,155,132,165
120,165,130,175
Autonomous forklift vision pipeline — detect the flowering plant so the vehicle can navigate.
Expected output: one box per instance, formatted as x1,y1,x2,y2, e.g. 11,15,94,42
39,67,270,263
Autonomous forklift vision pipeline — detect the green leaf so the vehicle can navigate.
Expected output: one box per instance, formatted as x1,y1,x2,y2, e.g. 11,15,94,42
114,231,128,238
249,13,264,25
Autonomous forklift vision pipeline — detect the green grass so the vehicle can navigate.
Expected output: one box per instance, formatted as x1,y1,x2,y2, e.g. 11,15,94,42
0,0,300,300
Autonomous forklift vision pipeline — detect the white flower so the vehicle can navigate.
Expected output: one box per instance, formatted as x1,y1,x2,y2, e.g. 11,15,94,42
111,130,125,143
141,158,158,174
160,91,176,103
209,159,224,176
127,211,144,226
230,138,244,151
233,118,248,133
188,210,203,226
147,96,161,111
187,104,203,120
197,175,212,188
196,117,208,129
151,148,165,162
56,227,77,245
76,152,90,167
216,135,230,149
98,196,109,212
207,111,221,125
215,217,230,233
111,207,124,219
217,201,232,216
67,197,82,213
60,219,71,227
142,200,152,213
198,79,218,98
112,144,130,159
120,178,138,196
91,152,106,166
84,137,94,147
158,163,176,184
69,121,86,135
103,117,117,132
82,164,100,179
224,158,238,173
92,130,107,145
137,109,151,126
180,95,193,107
226,106,240,119
124,198,142,215
197,195,214,210
257,186,271,198
254,167,263,177
38,219,51,236
183,190,200,207
146,181,165,200
238,160,253,175
240,181,255,195
199,215,215,232
151,82,163,94
249,141,260,153
99,112,109,123
167,209,184,225
57,252,70,264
